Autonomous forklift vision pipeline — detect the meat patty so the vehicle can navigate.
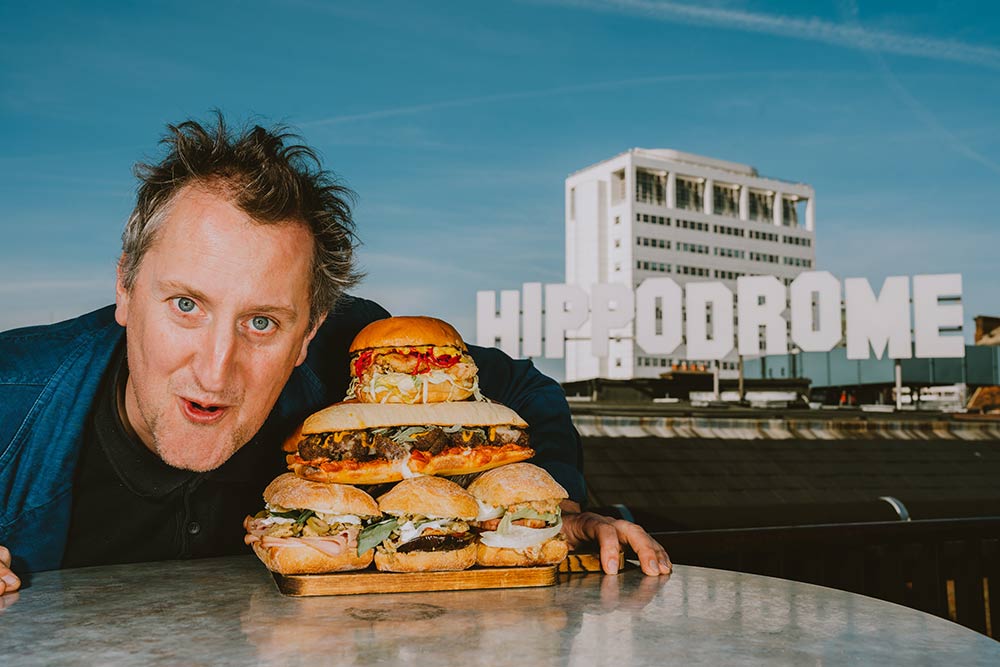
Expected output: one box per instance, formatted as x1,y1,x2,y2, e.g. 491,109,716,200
298,425,529,463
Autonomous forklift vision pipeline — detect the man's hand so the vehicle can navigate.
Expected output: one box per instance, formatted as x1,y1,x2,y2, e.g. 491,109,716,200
560,509,672,577
0,546,21,595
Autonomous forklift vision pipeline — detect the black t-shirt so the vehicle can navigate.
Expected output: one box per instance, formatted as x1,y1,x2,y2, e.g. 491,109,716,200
61,343,285,569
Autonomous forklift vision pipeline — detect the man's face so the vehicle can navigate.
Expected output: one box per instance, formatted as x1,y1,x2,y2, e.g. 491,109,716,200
115,185,323,471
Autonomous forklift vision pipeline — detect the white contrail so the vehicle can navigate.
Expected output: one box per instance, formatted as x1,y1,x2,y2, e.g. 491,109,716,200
545,0,1000,70
303,70,806,126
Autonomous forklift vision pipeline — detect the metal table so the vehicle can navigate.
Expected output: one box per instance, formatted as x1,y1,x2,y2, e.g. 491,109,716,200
3,555,998,665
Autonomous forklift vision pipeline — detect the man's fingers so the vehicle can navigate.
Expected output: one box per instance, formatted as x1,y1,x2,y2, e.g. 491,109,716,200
0,570,19,596
616,520,673,576
0,546,21,595
596,521,621,575
562,512,673,576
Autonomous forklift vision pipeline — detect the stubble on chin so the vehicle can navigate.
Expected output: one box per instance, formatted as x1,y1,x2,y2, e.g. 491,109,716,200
151,423,253,472
133,393,252,472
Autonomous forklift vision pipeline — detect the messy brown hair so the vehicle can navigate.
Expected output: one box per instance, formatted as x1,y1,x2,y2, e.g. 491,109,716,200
119,112,362,326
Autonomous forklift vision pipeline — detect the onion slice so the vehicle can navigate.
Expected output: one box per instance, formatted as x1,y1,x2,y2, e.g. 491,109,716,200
478,518,562,550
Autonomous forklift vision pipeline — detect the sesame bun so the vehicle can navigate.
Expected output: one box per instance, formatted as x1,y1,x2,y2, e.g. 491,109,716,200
374,541,477,573
301,401,527,434
377,476,478,521
467,463,568,507
350,316,467,353
263,473,380,517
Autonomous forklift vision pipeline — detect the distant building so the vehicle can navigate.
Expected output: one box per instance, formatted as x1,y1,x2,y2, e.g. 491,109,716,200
565,148,816,382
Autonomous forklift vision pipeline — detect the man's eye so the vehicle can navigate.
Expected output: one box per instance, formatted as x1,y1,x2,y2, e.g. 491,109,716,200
250,316,274,332
175,297,197,313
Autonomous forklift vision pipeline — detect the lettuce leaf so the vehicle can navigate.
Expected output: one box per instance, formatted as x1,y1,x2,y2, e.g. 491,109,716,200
357,517,399,555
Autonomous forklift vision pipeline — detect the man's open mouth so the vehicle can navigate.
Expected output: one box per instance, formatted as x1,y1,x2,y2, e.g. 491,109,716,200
180,397,229,423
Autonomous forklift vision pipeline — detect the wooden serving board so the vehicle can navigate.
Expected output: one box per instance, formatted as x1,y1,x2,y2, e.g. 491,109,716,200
558,551,625,574
272,564,558,596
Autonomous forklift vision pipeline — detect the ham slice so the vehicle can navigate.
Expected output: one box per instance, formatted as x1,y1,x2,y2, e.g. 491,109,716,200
243,515,359,559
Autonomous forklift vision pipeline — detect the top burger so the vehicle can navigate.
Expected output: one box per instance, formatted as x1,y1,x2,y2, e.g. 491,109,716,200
347,316,480,404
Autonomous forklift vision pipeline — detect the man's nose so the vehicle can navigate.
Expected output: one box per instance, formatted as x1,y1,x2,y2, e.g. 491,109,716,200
193,322,239,393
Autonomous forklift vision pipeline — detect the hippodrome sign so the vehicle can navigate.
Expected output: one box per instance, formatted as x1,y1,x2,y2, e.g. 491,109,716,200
476,272,964,361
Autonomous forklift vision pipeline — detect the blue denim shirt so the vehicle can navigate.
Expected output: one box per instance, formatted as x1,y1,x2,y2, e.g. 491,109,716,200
0,299,584,573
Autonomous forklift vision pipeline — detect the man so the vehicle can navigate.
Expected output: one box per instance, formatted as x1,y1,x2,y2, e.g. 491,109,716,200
0,116,671,595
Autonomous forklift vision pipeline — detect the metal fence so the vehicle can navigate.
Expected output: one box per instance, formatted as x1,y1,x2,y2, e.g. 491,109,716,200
652,517,1000,637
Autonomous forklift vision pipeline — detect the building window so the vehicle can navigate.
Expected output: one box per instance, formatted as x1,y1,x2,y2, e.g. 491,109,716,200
614,215,620,226
614,239,621,248
636,168,666,206
749,190,774,222
569,188,576,221
750,230,778,242
713,183,740,217
678,242,709,255
675,177,704,212
678,265,709,277
750,252,779,264
782,196,801,227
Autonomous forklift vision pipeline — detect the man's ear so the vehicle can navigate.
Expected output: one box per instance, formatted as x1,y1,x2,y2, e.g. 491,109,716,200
295,312,327,366
114,255,130,327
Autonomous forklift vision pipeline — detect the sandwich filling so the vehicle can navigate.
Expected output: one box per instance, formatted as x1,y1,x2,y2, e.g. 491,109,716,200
243,505,368,558
473,499,564,552
347,345,482,403
290,423,531,471
357,514,474,556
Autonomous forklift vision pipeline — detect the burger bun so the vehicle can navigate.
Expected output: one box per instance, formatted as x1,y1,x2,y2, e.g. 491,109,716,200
374,541,477,573
350,316,467,353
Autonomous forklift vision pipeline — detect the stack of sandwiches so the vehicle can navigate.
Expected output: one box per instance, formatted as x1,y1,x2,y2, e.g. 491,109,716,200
245,316,570,575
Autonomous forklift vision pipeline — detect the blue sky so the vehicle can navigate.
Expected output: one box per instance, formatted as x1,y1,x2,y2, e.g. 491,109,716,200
1,1,997,380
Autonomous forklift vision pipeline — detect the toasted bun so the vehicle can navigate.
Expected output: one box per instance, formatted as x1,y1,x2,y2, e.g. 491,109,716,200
476,538,569,567
252,541,374,574
374,542,476,572
467,463,568,507
302,401,528,434
263,473,380,516
350,316,467,353
354,379,474,404
409,444,534,477
378,476,478,520
290,458,408,486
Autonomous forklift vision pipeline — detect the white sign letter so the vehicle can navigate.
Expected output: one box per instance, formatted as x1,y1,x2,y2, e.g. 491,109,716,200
737,276,787,356
845,276,911,360
913,273,964,358
589,283,634,358
635,278,683,355
790,271,842,352
544,284,589,359
686,282,734,360
476,290,520,357
521,282,543,358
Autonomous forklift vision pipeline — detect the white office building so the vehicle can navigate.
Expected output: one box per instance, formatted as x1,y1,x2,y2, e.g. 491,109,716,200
565,148,816,382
